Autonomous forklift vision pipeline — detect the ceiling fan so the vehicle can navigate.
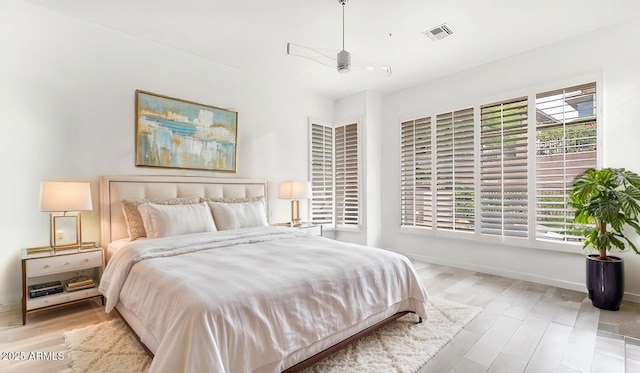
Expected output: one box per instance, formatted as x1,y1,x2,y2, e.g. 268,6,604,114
286,0,392,77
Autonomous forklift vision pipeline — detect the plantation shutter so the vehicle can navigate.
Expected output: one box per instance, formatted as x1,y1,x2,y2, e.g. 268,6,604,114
480,97,529,238
535,82,597,242
436,108,475,231
310,123,334,225
401,117,433,228
335,123,359,226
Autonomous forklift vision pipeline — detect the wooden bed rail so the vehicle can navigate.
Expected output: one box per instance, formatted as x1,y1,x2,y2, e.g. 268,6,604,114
282,311,422,372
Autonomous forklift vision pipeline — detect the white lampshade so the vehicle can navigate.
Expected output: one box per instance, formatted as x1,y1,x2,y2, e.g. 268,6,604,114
278,181,312,200
39,181,93,212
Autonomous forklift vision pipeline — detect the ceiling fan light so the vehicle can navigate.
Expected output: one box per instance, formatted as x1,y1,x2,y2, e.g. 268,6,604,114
337,49,351,73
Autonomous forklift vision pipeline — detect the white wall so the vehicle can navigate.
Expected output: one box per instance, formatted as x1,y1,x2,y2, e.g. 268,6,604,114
364,92,383,247
0,0,333,307
381,18,640,300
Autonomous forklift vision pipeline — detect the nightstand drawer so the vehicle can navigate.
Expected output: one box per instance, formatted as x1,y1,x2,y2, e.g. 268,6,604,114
26,251,102,277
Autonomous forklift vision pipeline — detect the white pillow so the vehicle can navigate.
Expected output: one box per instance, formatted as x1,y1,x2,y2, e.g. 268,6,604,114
138,202,217,239
208,200,268,231
121,196,200,240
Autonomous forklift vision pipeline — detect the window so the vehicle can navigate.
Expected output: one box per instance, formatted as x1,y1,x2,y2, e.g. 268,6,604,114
436,109,475,232
480,98,529,238
335,123,359,226
399,80,598,247
401,117,433,227
310,121,359,227
401,108,474,231
535,82,597,243
310,123,334,225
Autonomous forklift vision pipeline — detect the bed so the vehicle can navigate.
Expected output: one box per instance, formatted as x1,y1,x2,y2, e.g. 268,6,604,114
98,175,429,372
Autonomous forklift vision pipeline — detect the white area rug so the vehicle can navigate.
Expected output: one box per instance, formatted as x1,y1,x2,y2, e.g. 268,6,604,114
63,297,481,373
63,319,151,373
303,296,482,373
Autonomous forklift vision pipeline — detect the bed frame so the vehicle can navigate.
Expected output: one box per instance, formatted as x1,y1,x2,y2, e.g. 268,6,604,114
99,175,419,372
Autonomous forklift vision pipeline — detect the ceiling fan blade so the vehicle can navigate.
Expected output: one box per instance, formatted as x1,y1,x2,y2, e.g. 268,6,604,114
286,42,337,69
348,52,392,77
286,42,392,77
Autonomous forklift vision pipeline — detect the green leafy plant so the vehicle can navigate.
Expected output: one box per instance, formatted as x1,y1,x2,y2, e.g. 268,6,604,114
569,168,640,260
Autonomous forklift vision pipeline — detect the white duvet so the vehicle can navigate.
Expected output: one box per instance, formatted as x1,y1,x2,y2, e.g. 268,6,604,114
99,226,428,373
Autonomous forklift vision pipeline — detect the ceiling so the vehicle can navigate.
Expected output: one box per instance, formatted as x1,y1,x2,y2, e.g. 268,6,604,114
26,0,640,100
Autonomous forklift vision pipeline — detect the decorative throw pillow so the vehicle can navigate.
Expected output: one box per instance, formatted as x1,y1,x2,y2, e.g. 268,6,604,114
207,199,268,231
122,196,200,240
137,202,216,239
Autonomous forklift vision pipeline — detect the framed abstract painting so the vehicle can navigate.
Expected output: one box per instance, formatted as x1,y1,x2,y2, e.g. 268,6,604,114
135,90,238,172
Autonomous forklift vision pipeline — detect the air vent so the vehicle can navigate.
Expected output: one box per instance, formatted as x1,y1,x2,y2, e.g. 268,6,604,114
423,23,453,41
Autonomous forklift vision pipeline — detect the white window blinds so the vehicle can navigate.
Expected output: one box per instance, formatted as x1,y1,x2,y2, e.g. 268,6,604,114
309,121,359,227
436,108,475,231
401,117,433,228
535,82,597,242
335,123,359,226
480,97,529,238
310,123,334,225
398,81,598,248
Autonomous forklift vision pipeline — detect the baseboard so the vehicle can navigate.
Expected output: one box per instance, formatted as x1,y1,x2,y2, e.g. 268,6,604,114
404,252,640,304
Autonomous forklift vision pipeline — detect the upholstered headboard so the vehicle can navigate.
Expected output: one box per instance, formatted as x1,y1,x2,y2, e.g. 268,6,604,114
99,175,268,246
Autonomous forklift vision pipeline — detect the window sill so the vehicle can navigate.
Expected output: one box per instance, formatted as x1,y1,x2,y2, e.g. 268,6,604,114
399,225,585,254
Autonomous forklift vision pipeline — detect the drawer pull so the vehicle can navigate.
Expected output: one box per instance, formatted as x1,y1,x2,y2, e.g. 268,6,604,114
84,259,90,262
43,264,49,269
65,262,70,266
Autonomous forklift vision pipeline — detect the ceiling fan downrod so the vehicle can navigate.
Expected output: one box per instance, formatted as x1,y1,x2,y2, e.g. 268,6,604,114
337,0,350,73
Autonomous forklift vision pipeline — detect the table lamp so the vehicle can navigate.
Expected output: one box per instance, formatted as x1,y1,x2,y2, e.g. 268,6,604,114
279,180,312,227
39,181,92,251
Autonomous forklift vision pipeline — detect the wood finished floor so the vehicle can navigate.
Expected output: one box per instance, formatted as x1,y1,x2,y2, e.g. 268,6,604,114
1,260,639,372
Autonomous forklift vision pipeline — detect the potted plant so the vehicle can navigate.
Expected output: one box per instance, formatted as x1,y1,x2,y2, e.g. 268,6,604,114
569,167,640,310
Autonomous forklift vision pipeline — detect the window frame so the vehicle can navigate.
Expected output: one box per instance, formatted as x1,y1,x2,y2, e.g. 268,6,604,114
398,73,602,253
308,118,362,231
435,108,476,233
531,81,600,251
479,96,529,239
401,116,434,229
309,119,335,226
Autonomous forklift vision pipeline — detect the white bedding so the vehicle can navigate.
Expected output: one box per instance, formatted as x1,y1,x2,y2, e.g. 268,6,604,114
99,226,429,373
106,238,134,262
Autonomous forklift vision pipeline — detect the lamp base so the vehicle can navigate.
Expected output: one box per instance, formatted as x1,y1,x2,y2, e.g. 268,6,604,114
49,212,83,252
290,200,303,227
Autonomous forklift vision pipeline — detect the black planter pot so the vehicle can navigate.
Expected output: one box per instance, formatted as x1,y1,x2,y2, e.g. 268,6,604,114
586,254,624,311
